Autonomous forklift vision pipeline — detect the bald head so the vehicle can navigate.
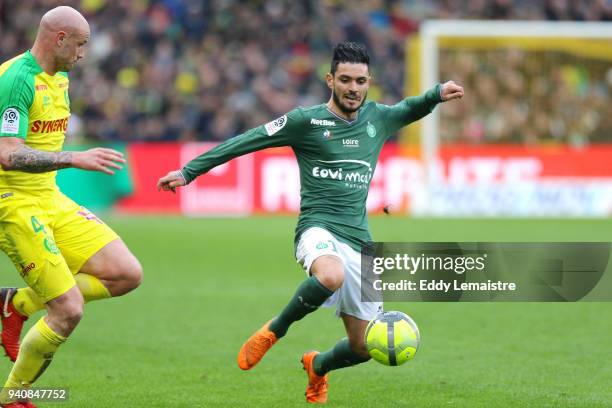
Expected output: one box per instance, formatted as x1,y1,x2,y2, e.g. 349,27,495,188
32,6,90,74
39,6,89,34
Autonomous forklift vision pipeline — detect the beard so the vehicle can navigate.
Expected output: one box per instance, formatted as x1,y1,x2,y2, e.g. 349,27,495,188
58,62,75,72
332,87,367,115
55,58,74,72
55,49,79,72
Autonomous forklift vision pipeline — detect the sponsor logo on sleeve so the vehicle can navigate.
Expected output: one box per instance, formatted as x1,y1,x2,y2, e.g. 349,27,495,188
264,115,287,136
1,108,20,134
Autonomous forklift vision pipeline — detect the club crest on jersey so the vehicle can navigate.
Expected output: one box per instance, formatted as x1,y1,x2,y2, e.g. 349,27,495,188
44,237,60,255
366,121,376,138
1,108,19,134
264,115,287,136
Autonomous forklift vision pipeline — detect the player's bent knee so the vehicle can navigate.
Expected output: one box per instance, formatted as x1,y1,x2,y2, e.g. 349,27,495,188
314,269,344,291
62,302,84,326
58,295,84,322
46,287,85,333
83,240,142,295
109,255,143,295
122,257,143,291
312,255,344,291
316,272,344,291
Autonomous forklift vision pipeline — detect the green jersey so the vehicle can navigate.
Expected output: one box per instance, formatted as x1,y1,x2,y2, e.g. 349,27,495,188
182,84,443,251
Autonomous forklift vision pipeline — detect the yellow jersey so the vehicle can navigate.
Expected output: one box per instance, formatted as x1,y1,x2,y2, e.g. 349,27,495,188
0,50,71,194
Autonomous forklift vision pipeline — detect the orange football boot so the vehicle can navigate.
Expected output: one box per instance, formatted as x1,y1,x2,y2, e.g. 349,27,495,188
301,351,328,404
237,319,278,370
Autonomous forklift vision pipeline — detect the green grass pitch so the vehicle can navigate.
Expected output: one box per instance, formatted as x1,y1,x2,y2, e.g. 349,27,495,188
1,216,611,407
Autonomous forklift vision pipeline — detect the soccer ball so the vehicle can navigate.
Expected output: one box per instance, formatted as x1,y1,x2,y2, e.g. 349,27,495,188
365,311,420,366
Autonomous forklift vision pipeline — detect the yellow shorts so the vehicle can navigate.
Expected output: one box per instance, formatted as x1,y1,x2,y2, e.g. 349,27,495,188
0,189,118,302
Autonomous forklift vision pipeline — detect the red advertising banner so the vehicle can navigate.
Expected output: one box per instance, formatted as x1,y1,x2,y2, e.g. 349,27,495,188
118,143,181,213
116,143,612,216
438,145,612,181
180,143,254,215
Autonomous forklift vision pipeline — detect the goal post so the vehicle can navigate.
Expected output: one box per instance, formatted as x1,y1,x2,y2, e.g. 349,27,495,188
403,21,612,216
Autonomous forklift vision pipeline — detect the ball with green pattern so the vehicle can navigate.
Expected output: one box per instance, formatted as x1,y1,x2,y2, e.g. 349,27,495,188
365,311,420,366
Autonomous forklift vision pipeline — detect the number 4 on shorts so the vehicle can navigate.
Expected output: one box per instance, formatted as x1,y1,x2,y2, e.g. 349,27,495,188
31,216,45,233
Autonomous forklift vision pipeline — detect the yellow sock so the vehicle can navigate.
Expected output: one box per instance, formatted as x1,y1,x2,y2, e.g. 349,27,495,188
12,273,111,317
12,288,45,317
0,318,66,404
74,273,111,302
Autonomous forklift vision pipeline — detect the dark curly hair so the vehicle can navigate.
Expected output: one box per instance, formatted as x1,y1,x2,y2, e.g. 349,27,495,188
330,42,370,75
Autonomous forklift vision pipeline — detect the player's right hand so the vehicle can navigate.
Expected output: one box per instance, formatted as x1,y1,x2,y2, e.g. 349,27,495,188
157,170,187,193
440,80,464,101
72,147,126,175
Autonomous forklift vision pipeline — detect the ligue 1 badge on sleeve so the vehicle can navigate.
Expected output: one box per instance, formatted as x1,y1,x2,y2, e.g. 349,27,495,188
1,108,19,134
264,114,287,136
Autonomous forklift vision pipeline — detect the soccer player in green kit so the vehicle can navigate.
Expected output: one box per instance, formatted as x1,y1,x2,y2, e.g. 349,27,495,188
158,42,463,404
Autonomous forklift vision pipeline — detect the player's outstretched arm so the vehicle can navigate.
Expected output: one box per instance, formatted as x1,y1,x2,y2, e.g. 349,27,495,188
157,170,186,193
440,80,464,101
157,109,304,193
0,137,125,174
383,80,465,134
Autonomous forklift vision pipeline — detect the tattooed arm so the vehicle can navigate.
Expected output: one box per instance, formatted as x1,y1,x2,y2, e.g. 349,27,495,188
5,144,73,173
0,137,126,175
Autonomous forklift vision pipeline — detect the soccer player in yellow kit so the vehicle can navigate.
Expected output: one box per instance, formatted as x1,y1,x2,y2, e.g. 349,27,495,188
0,7,142,407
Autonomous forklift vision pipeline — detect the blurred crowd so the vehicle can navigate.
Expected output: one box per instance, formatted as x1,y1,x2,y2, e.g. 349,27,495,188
1,0,611,143
439,48,612,145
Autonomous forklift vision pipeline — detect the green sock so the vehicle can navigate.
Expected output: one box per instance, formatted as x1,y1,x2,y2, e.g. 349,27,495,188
313,338,370,376
269,276,333,338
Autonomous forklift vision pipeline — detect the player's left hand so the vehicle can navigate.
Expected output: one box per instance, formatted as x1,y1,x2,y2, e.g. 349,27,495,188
157,170,187,193
440,80,464,101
